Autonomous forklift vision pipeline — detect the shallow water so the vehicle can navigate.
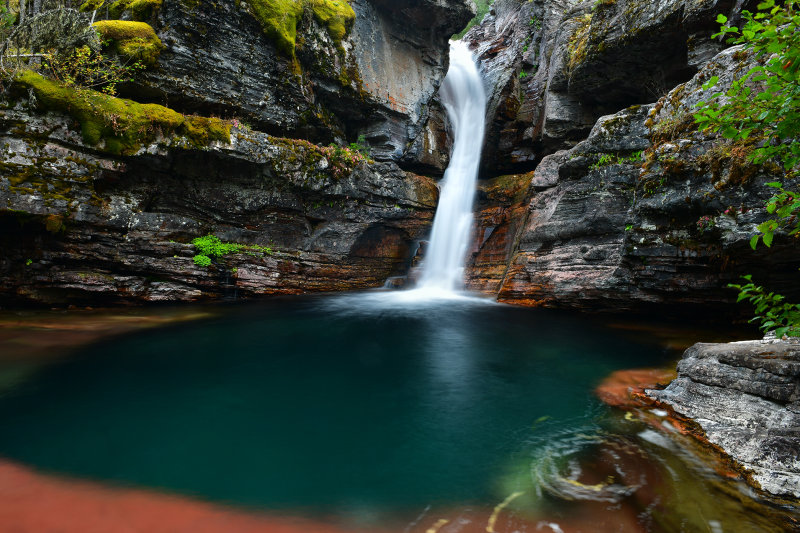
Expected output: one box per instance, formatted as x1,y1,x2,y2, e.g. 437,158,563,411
0,294,792,531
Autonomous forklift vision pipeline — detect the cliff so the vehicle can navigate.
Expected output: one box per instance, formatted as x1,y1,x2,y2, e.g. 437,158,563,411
462,0,799,316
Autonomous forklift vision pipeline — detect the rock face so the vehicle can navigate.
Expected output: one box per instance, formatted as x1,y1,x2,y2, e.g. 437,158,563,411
135,0,473,166
468,44,800,313
647,339,800,499
465,0,749,175
0,102,437,305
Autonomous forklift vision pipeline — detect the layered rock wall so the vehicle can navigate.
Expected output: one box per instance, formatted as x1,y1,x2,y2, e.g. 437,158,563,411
464,19,799,314
0,101,437,305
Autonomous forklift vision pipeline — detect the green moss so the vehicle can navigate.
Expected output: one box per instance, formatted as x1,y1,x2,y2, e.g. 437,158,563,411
243,0,354,57
15,71,232,155
309,0,353,42
183,116,233,148
78,0,105,12
93,20,164,67
481,173,534,204
108,0,162,20
567,13,592,73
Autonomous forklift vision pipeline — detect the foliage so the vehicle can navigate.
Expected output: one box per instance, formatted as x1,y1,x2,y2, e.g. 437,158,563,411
693,0,799,172
453,0,494,39
729,276,800,338
193,254,212,267
41,44,142,95
191,235,273,268
348,134,369,157
695,215,715,234
696,0,800,338
749,181,800,248
14,70,231,154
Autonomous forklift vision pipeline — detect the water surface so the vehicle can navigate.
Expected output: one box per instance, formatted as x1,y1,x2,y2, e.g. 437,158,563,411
0,294,790,531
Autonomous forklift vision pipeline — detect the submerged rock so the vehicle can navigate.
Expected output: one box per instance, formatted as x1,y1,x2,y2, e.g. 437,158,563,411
647,338,800,500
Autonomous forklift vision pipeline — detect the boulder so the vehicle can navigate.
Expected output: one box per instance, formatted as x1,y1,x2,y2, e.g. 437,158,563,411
648,338,800,499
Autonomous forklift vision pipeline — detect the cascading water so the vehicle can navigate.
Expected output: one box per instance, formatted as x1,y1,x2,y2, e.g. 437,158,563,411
417,41,487,294
333,41,488,309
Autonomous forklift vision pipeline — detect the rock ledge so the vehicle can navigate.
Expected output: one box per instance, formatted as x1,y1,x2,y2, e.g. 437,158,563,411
647,338,800,499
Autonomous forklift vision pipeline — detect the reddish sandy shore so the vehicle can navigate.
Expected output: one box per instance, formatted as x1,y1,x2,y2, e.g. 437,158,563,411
0,460,368,533
0,457,659,533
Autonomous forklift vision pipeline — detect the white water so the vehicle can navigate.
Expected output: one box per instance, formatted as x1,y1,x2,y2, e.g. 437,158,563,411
417,41,487,294
331,41,488,311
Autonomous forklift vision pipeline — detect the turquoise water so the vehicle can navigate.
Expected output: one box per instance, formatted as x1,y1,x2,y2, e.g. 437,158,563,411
0,294,789,530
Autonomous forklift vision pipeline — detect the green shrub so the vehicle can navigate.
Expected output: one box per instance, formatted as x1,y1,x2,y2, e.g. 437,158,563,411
695,0,800,338
191,235,273,268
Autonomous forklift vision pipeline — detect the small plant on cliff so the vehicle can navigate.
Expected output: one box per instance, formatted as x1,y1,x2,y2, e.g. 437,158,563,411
729,276,800,338
41,44,143,95
191,234,272,268
695,215,716,234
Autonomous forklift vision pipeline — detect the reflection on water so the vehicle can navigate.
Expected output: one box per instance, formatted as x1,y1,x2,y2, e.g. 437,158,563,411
0,294,795,532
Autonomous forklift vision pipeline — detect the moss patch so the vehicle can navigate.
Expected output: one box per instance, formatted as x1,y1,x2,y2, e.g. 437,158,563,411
108,0,163,20
243,0,354,57
93,20,164,67
15,71,232,155
268,135,369,180
567,13,592,73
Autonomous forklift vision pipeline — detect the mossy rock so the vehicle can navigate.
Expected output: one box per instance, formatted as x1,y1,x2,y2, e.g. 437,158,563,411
108,0,163,20
93,20,164,67
243,0,354,57
15,71,231,155
78,0,106,12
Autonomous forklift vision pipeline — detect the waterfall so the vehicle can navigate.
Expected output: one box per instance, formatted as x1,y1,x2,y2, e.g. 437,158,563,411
417,41,487,294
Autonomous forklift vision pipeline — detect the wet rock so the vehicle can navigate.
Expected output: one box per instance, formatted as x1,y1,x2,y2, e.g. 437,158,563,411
465,172,533,294
0,103,437,306
463,0,750,175
647,338,800,499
